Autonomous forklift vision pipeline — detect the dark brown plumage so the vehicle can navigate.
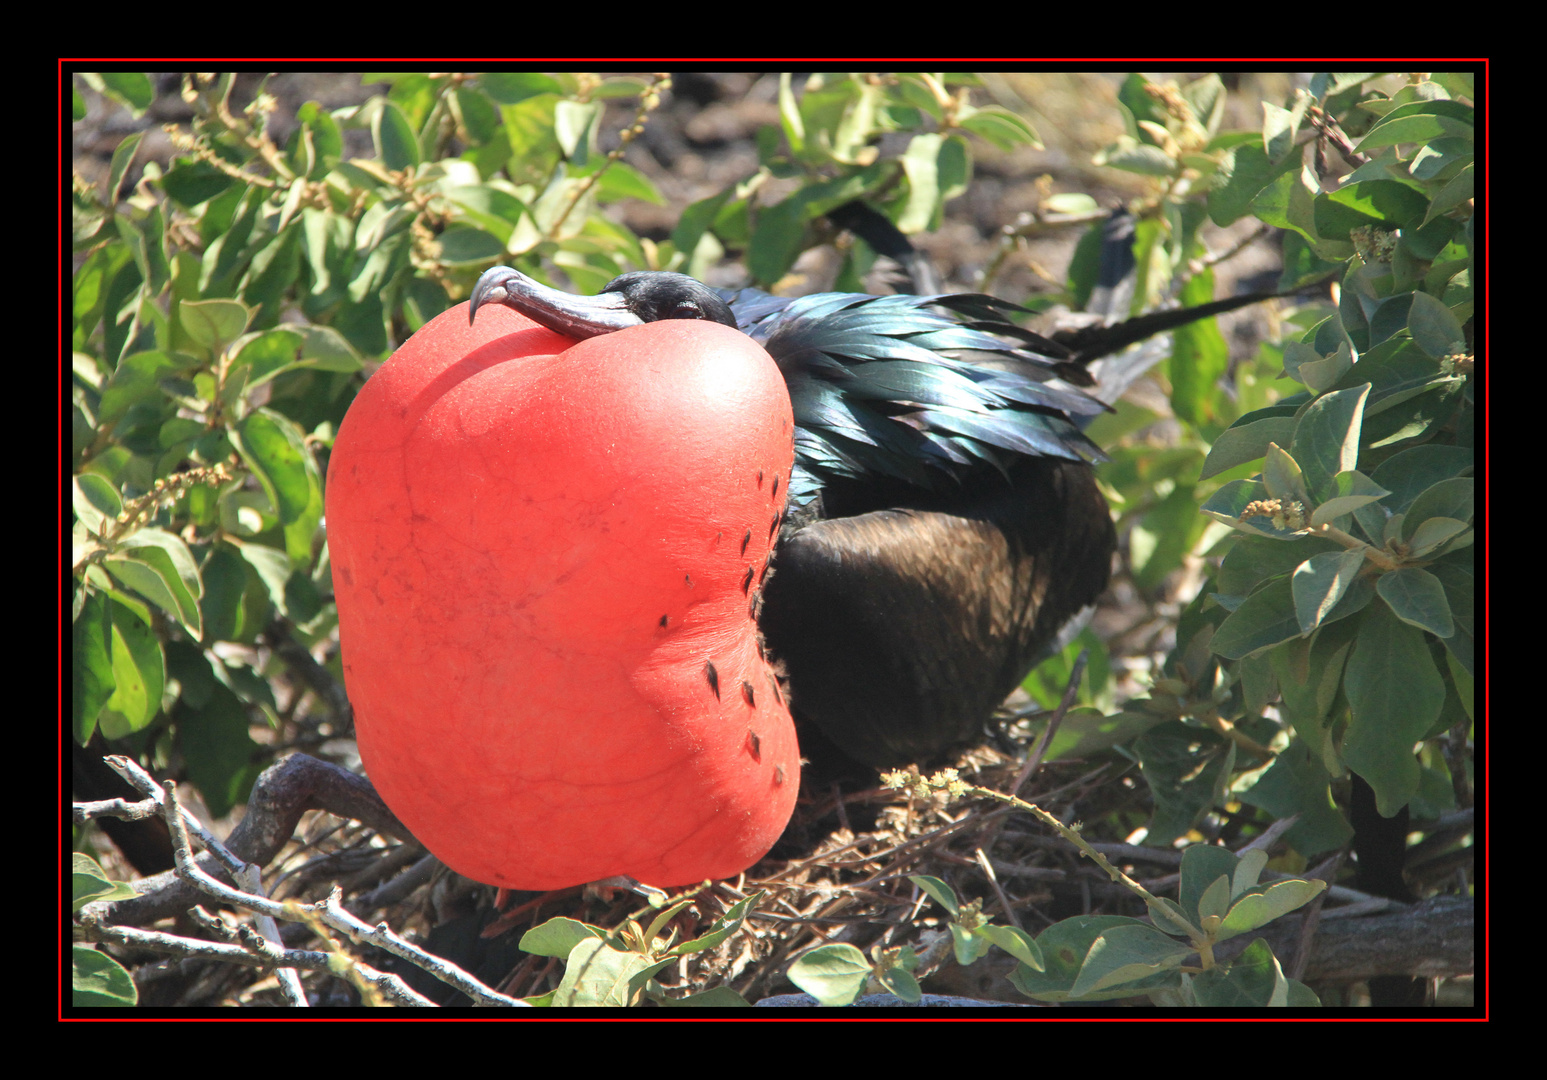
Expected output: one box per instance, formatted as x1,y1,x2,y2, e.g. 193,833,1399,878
759,457,1113,767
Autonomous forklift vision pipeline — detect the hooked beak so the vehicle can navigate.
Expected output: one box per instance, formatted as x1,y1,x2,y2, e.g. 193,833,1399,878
468,266,644,340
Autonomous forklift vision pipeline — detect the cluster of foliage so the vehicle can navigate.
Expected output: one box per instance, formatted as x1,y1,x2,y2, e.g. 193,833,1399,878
514,892,765,1007
789,768,1326,1006
70,71,1474,1007
999,73,1473,1003
1081,73,1475,855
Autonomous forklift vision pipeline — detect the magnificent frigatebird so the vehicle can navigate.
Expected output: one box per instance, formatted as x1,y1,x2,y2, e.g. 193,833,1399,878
467,265,1120,770
329,207,1279,888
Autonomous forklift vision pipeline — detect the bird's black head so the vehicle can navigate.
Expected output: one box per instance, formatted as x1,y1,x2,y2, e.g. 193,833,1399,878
600,271,738,328
469,266,736,339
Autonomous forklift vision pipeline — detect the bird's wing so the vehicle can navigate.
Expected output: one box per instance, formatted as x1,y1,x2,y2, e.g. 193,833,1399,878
715,288,1109,507
758,455,1115,768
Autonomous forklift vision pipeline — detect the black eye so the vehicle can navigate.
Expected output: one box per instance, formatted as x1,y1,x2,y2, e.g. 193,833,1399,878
668,301,706,320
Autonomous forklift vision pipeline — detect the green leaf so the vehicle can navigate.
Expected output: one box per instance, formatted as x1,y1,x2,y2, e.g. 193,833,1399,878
293,101,345,179
978,924,1044,971
1251,160,1323,249
1403,477,1474,537
519,916,607,959
628,898,693,956
198,544,251,643
1044,192,1099,216
219,488,278,538
96,72,154,114
178,298,252,358
1356,103,1473,152
1197,873,1232,923
269,325,364,386
550,937,667,1007
230,538,295,618
1426,164,1475,224
776,72,806,156
670,189,733,271
898,133,967,233
1239,733,1354,856
949,923,993,966
174,671,262,818
480,72,563,105
373,100,421,171
96,349,189,426
1261,96,1309,162
73,473,122,535
1292,549,1368,633
115,201,170,296
73,854,141,912
1190,938,1297,1006
1134,724,1236,846
105,530,204,639
787,943,871,1007
1218,534,1340,597
1290,339,1354,395
1341,601,1444,813
1179,844,1239,925
1233,849,1270,896
1012,915,1165,1002
107,131,145,205
1371,445,1472,513
1429,563,1474,676
1310,469,1389,527
1292,384,1370,499
232,408,317,530
161,158,235,208
1376,567,1454,638
908,875,959,919
1219,879,1327,941
1096,136,1177,176
73,245,132,338
746,165,889,285
72,590,117,743
72,944,138,1007
873,963,922,1002
1314,180,1430,235
1213,577,1303,659
1169,270,1228,425
97,592,166,738
1201,414,1298,479
1132,481,1208,590
1070,924,1195,997
960,105,1040,149
1407,291,1467,359
1410,516,1471,557
1041,707,1167,762
1209,140,1304,226
554,100,602,164
451,86,501,145
665,891,764,958
1262,442,1310,505
596,162,665,213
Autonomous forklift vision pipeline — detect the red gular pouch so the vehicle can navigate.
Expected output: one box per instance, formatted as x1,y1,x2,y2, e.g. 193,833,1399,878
327,301,798,890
